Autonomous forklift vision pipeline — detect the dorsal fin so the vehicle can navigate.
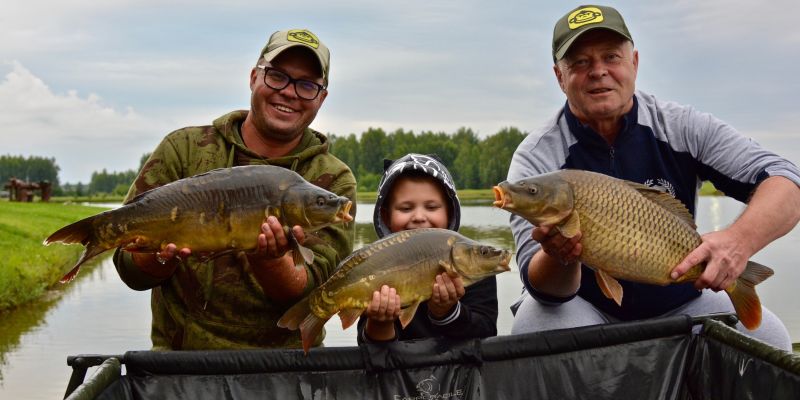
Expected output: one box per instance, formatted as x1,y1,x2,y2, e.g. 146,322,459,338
330,230,416,278
626,181,696,229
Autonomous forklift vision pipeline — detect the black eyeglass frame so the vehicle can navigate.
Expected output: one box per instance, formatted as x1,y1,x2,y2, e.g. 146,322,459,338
255,65,326,100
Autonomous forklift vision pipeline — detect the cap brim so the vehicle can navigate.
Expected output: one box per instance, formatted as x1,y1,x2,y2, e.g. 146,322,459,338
554,27,632,62
262,43,327,82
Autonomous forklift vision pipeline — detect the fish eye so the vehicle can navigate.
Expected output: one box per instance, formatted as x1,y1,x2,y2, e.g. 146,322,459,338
480,247,488,256
316,196,326,206
528,186,538,195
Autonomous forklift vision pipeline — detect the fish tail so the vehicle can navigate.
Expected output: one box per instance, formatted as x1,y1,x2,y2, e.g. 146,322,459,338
277,296,311,330
299,314,326,355
44,215,110,283
59,243,108,283
725,261,774,330
277,296,328,354
44,216,95,246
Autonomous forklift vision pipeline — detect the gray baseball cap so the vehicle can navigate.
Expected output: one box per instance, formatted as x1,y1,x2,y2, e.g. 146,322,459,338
260,29,330,84
552,5,632,62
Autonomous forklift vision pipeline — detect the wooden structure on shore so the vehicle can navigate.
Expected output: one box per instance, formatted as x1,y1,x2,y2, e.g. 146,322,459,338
4,177,52,202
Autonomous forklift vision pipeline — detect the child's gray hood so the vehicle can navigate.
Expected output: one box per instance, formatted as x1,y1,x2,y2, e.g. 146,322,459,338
373,153,461,238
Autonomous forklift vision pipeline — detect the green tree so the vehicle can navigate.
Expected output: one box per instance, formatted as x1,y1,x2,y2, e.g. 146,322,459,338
0,154,60,188
478,127,527,188
359,128,388,175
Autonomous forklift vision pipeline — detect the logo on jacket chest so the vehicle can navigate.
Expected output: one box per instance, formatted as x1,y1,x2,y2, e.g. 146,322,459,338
643,178,677,198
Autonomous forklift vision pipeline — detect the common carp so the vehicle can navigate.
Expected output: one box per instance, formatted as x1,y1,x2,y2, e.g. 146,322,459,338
278,228,512,353
44,165,353,283
493,169,773,330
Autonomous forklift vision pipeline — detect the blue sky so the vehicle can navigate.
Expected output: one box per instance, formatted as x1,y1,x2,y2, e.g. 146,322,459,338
1,0,798,183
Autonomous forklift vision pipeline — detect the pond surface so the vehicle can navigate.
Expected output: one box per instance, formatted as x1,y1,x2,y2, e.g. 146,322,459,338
0,198,798,399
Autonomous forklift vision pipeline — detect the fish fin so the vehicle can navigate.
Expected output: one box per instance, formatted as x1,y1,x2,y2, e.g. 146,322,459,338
595,270,623,306
59,241,109,283
557,211,581,238
438,260,459,278
265,206,281,219
44,215,95,246
338,308,365,330
628,182,696,229
287,229,314,269
399,301,421,328
277,296,312,330
278,296,328,354
725,261,774,330
299,313,326,355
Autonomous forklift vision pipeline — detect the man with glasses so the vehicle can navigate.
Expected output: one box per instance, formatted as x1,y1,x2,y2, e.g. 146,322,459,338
113,29,356,350
506,5,800,350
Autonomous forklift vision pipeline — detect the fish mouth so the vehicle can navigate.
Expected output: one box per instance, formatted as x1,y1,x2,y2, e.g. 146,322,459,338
337,201,353,223
498,251,512,271
492,186,508,209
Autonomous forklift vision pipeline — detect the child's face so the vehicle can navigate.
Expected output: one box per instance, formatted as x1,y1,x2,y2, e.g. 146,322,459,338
386,177,449,233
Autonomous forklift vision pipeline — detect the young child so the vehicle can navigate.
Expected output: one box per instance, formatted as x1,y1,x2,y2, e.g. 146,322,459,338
356,153,499,343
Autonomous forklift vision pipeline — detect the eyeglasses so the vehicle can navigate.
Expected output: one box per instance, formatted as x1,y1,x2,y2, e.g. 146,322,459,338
256,66,326,100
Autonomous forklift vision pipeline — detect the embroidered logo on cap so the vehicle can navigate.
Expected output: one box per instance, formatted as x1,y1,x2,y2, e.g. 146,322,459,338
568,7,604,29
287,29,320,49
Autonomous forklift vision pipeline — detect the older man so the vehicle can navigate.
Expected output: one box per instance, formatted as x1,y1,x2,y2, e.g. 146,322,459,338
507,5,800,350
113,29,356,350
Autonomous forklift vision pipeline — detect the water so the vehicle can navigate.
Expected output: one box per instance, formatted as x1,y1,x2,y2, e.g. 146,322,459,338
0,198,798,399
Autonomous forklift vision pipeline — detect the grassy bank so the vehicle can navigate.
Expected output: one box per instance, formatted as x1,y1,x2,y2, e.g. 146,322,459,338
50,195,125,204
357,188,498,205
0,202,109,312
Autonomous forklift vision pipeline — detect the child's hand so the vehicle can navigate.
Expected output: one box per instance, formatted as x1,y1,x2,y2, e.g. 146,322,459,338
364,285,401,341
428,273,465,319
366,285,401,321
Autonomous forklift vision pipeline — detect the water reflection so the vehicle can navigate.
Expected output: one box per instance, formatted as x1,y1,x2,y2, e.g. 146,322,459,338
0,294,59,382
1,199,797,399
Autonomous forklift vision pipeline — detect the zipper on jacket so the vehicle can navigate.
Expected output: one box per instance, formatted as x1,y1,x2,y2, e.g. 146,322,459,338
609,146,616,173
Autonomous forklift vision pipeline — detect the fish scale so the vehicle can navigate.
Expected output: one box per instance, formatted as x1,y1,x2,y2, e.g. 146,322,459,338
567,170,702,283
278,228,511,353
44,165,353,282
493,169,773,330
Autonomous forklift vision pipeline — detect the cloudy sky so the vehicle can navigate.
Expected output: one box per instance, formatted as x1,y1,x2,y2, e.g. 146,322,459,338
1,0,798,183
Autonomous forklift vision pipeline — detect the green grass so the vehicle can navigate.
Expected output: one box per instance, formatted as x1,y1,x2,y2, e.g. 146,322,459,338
357,188,496,205
0,201,109,312
50,195,125,203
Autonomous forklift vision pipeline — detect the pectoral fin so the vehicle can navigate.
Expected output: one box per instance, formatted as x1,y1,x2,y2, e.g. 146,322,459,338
287,229,315,269
438,260,458,278
399,301,421,328
595,270,623,306
557,211,581,238
265,206,281,219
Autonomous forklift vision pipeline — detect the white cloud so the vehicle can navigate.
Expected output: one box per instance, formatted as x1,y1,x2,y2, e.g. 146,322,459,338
0,61,169,182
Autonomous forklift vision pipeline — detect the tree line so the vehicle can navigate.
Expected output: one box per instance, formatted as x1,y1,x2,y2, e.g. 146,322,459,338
2,127,528,196
329,127,527,191
0,153,150,197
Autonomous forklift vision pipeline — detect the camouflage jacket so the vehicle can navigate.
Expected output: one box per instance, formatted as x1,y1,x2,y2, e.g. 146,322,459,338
113,110,356,350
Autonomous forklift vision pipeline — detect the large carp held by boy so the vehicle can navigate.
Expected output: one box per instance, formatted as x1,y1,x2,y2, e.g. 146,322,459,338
493,169,773,330
44,165,353,283
278,228,512,353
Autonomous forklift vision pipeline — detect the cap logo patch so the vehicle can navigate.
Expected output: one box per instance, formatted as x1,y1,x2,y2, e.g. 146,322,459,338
568,7,603,29
287,29,320,49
